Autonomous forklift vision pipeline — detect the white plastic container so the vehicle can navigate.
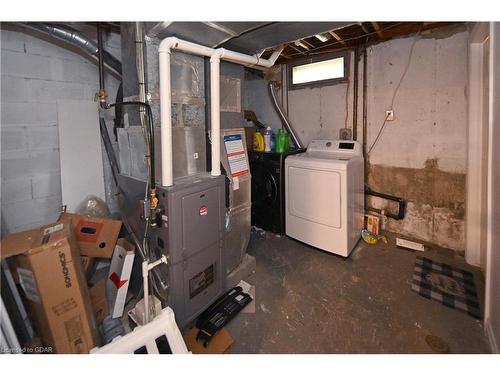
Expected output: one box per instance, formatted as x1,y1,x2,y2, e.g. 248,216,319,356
263,126,272,152
90,307,189,354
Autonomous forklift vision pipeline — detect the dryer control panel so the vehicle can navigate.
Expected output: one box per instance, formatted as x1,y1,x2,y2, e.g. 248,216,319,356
307,140,362,156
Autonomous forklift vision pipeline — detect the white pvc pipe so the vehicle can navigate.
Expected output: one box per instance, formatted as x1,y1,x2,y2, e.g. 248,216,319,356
158,37,284,185
159,48,173,186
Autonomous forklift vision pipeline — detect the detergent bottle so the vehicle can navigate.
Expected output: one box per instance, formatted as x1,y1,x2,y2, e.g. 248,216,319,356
253,131,265,152
263,126,273,152
276,129,285,153
270,131,276,152
276,129,290,153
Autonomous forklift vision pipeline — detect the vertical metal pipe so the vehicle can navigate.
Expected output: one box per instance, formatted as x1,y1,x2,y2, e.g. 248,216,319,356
352,47,360,140
97,23,105,93
268,81,303,149
362,46,368,182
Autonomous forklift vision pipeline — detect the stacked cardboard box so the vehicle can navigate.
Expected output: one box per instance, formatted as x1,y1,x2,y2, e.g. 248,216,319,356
1,221,98,353
1,212,127,353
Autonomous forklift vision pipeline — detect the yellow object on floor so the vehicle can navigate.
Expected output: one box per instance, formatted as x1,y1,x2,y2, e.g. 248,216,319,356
361,229,387,245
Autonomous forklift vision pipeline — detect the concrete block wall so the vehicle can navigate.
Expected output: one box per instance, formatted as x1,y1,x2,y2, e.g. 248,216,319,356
1,25,121,235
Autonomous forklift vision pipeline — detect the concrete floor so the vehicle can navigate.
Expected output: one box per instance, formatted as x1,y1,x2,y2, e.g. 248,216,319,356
226,231,491,354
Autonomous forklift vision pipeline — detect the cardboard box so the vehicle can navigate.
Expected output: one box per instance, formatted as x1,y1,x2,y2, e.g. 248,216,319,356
1,222,98,353
244,126,256,151
106,239,135,318
59,212,122,258
183,328,233,354
89,279,109,326
80,255,96,280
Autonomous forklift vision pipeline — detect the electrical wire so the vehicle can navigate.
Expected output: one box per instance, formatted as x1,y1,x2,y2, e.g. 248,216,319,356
367,31,421,155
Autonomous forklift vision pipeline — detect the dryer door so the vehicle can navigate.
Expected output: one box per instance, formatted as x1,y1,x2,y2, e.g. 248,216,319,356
288,166,341,228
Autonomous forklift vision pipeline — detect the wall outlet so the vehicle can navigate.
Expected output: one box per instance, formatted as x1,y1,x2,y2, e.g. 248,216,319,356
385,110,394,121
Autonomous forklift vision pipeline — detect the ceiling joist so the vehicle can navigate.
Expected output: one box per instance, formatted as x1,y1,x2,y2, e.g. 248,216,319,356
276,22,463,64
328,31,347,46
371,22,384,39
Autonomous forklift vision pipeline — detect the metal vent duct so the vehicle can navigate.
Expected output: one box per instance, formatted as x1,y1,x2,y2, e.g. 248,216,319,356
19,23,122,75
146,22,354,55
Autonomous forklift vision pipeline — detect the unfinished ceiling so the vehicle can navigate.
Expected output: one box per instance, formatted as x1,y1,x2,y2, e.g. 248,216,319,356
91,21,464,64
141,21,464,63
263,22,465,63
144,22,353,53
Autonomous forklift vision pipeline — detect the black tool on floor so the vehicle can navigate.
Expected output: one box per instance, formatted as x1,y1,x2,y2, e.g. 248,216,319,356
195,286,252,347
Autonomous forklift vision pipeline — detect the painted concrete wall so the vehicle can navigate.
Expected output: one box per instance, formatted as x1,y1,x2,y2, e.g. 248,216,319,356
244,25,469,251
1,25,120,235
287,51,357,145
366,28,469,251
245,75,283,131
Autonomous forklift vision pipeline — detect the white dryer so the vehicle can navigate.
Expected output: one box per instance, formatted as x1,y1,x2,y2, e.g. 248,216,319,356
285,140,364,257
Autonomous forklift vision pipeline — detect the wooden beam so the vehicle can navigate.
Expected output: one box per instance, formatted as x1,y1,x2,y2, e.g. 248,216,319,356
328,31,347,46
294,40,310,51
371,22,384,39
302,39,315,48
288,43,307,55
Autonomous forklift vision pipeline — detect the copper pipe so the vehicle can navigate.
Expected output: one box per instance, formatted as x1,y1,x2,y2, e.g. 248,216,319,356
352,46,359,140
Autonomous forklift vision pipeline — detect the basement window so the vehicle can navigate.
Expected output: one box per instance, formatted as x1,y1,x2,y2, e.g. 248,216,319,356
288,52,349,89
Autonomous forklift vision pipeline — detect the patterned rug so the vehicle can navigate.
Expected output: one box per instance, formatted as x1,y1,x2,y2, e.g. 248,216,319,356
411,256,481,319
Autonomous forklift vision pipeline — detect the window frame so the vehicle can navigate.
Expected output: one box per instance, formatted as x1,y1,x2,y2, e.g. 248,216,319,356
287,51,350,90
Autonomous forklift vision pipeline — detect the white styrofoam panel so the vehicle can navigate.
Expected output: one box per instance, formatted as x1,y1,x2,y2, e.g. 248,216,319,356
57,100,105,211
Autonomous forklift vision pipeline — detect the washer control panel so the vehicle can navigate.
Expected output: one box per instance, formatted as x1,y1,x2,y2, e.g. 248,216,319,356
307,140,362,156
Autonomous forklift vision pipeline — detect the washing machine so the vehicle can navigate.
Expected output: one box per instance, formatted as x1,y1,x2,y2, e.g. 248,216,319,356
248,149,304,234
285,140,364,257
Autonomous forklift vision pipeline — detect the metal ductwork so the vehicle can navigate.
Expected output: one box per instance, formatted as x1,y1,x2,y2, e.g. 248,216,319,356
19,22,122,75
268,81,304,149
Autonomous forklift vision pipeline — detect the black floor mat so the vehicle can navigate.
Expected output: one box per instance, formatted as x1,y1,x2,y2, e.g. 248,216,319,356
411,256,481,319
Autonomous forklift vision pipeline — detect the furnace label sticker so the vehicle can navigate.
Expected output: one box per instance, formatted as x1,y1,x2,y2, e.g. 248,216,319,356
189,264,215,299
224,134,249,177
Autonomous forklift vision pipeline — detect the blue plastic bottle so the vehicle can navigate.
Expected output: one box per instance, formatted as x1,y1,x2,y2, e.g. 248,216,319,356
270,131,276,152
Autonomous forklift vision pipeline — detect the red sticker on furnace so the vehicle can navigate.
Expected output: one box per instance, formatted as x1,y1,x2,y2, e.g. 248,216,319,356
199,206,208,216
